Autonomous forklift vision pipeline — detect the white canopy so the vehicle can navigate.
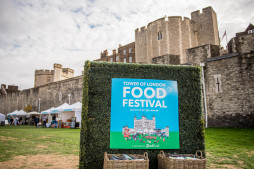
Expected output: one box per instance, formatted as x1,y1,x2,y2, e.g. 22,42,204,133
51,103,72,113
0,113,6,122
41,107,55,114
16,110,27,116
7,110,18,116
71,102,82,110
71,102,82,123
27,111,41,115
7,110,27,116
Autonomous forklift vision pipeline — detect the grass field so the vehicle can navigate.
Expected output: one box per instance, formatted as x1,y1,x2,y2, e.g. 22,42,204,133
205,128,254,169
0,126,253,168
110,131,179,149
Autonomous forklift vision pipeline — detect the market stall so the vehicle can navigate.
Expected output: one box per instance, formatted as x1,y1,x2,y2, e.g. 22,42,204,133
70,102,82,128
7,110,27,125
0,113,6,126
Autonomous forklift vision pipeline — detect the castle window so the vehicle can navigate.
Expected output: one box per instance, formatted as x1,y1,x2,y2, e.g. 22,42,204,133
248,29,254,34
129,48,132,53
139,38,142,43
47,77,51,82
116,56,119,61
110,58,113,62
123,58,126,63
123,50,126,55
129,56,132,63
158,31,162,40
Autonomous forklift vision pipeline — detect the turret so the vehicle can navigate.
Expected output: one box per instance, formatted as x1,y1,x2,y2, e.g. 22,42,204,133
53,63,62,82
191,6,219,46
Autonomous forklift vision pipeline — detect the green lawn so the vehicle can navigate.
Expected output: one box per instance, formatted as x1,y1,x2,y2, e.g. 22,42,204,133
110,131,179,149
205,128,254,168
0,126,253,168
0,125,80,162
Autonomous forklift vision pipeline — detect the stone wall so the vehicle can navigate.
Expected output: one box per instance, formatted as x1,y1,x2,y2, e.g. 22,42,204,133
152,54,180,65
0,75,83,115
186,44,220,65
205,53,254,127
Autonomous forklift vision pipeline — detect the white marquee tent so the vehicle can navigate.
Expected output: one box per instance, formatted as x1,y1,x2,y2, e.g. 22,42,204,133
7,110,27,116
0,113,6,122
41,107,55,115
41,102,82,127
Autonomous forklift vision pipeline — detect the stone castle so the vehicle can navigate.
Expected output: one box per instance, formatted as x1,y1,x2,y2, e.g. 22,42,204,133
34,63,74,87
96,6,219,65
0,6,253,128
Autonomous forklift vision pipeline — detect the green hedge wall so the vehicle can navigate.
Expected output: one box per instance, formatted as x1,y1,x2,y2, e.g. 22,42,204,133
79,61,205,169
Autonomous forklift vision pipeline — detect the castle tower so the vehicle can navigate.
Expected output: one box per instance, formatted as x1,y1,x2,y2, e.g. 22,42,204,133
34,63,74,87
34,69,54,87
53,63,63,82
191,6,220,47
135,6,219,64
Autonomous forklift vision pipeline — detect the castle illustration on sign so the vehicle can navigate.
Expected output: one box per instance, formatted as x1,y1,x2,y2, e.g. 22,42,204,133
122,114,169,137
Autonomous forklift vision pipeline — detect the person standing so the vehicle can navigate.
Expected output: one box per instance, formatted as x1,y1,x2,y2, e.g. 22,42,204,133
10,117,13,125
8,116,10,125
52,114,56,124
35,116,39,127
42,115,47,128
14,116,19,126
19,117,22,125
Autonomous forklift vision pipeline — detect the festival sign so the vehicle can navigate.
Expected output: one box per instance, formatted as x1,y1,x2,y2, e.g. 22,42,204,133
110,78,179,149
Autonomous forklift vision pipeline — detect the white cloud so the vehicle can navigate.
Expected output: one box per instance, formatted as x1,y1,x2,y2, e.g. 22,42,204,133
0,0,253,89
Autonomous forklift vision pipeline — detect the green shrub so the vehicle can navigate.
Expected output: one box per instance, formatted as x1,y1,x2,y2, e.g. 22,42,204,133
79,61,204,169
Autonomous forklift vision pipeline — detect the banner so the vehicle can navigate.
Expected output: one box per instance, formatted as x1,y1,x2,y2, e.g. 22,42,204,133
110,78,179,149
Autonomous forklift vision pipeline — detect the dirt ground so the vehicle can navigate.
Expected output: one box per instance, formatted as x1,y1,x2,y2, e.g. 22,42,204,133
0,154,79,169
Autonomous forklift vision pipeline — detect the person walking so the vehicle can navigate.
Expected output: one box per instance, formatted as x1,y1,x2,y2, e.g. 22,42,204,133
42,115,47,128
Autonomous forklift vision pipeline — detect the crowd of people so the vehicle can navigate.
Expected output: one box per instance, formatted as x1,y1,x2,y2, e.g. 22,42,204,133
7,115,49,127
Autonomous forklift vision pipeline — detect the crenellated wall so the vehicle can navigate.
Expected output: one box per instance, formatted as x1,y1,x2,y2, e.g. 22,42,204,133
135,16,197,64
0,76,83,115
135,6,219,64
34,64,74,87
191,6,220,46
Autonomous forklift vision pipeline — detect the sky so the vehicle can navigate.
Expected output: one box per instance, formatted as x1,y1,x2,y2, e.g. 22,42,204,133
0,0,253,90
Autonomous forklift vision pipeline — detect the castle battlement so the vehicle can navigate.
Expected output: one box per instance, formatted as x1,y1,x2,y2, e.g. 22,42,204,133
35,69,54,75
62,68,74,73
54,63,62,69
191,6,216,19
136,16,194,34
34,63,74,87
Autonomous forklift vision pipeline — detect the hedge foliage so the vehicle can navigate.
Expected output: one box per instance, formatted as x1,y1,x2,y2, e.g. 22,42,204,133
79,61,205,169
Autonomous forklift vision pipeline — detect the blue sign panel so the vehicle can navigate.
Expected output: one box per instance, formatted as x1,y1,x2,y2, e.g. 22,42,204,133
110,78,179,149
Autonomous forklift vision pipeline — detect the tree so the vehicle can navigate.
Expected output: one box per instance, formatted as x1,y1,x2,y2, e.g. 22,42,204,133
24,104,32,112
